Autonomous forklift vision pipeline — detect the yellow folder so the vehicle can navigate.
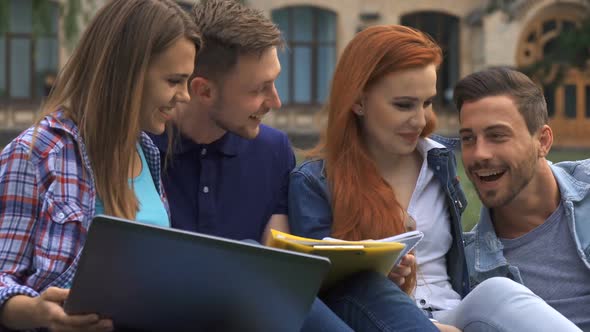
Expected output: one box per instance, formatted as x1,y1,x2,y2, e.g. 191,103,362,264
267,229,405,289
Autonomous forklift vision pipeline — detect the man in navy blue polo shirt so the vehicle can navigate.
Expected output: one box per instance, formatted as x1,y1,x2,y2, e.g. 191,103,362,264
151,2,291,244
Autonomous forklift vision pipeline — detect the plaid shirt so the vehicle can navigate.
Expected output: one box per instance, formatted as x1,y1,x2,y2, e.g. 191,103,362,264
0,111,169,309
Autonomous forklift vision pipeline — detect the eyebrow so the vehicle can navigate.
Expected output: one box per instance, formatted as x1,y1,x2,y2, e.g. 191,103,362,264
170,73,191,78
458,124,512,135
484,124,512,132
392,94,437,101
458,128,473,135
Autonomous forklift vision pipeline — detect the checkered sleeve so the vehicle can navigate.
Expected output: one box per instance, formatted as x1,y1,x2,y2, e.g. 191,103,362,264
0,140,42,307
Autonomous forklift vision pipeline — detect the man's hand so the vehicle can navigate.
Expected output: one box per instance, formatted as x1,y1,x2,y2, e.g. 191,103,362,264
388,253,415,286
34,287,113,332
262,214,289,245
433,322,462,332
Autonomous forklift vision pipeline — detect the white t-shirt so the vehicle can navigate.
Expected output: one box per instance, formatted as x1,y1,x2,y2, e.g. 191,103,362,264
409,138,462,311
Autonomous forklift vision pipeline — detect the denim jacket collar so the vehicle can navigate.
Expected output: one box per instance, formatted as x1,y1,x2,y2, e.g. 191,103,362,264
429,134,460,149
552,162,590,202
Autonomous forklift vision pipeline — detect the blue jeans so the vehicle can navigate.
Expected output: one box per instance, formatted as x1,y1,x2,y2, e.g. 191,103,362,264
301,298,354,331
302,271,438,332
433,277,581,332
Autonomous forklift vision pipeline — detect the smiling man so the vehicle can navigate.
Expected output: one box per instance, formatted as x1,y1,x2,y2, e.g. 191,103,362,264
454,67,590,330
152,0,291,242
149,1,356,331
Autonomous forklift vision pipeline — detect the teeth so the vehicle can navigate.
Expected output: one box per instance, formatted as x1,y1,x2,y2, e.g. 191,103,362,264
250,114,263,120
477,170,503,177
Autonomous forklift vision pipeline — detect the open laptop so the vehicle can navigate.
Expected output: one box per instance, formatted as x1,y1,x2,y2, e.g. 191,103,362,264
64,215,330,332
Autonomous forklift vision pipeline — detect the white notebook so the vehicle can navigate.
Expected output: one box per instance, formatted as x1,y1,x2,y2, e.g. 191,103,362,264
323,230,424,266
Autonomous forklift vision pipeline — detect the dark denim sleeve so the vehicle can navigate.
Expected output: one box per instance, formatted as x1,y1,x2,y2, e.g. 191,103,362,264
287,168,334,240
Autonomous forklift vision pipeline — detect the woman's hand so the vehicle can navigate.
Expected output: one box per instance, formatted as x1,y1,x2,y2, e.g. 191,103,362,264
32,287,112,332
33,287,114,332
1,288,113,331
388,253,415,286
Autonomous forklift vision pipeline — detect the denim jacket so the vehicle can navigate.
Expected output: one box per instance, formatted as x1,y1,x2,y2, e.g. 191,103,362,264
288,135,470,297
464,159,590,286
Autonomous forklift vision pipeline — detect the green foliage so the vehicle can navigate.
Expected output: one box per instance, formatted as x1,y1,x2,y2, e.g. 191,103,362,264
63,0,81,49
32,0,52,37
0,0,81,48
557,19,590,69
0,0,8,34
483,0,590,85
486,0,590,19
521,18,590,86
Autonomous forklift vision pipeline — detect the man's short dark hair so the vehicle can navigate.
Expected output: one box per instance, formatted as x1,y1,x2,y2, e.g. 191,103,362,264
190,0,284,81
453,67,548,134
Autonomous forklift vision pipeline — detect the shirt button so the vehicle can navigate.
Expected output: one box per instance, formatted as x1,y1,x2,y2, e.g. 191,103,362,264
201,148,207,156
57,212,65,219
419,299,426,306
203,186,209,193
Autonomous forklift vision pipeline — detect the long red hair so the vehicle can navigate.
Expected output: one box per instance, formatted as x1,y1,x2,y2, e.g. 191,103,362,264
307,25,442,293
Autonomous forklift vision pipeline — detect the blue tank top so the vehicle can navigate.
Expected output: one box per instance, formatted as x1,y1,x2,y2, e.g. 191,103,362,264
94,145,169,228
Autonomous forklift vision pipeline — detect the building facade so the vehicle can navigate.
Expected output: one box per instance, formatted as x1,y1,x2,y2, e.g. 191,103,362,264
1,0,589,147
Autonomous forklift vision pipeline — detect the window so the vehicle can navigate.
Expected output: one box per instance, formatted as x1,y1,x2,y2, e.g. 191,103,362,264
518,14,590,120
1,0,59,102
564,84,577,118
272,6,337,106
544,85,556,118
401,12,460,109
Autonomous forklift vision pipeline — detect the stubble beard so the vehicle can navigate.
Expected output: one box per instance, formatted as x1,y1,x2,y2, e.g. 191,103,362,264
477,148,538,209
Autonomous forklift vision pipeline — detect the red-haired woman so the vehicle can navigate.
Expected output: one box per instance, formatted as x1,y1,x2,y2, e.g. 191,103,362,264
288,25,579,332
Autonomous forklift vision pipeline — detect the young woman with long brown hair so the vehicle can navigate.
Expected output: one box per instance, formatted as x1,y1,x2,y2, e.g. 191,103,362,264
0,1,200,330
289,25,580,332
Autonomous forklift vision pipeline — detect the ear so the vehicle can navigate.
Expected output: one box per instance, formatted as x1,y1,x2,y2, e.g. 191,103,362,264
536,124,553,158
351,97,365,116
190,77,217,104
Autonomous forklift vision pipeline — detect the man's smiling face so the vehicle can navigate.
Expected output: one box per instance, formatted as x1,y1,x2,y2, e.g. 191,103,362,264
459,95,540,208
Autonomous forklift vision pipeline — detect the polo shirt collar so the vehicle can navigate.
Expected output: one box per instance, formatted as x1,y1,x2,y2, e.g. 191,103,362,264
155,129,244,157
210,132,242,157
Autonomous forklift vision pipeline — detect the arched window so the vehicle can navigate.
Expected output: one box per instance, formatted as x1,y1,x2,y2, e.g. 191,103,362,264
517,5,590,147
518,15,588,120
272,6,337,106
0,0,59,103
401,12,460,110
